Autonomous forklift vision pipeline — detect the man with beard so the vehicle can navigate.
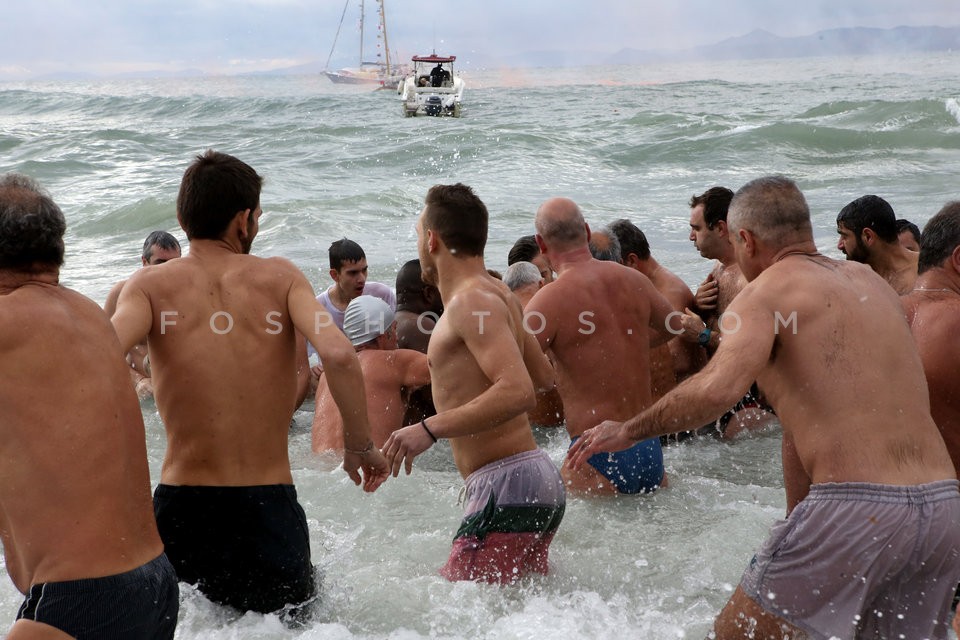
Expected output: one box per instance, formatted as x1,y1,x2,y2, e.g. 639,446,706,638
111,150,388,616
571,176,960,640
836,194,918,294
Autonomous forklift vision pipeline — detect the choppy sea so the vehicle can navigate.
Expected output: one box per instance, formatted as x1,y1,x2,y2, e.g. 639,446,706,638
1,51,959,638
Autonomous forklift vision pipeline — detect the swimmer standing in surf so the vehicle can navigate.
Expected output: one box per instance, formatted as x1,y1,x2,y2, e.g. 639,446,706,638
571,176,960,640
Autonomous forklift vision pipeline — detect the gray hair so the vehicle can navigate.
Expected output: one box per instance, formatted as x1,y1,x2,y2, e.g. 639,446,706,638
0,173,66,271
728,175,812,246
589,228,622,262
503,261,543,291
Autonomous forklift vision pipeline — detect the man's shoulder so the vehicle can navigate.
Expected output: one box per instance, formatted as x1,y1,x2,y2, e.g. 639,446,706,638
362,281,397,308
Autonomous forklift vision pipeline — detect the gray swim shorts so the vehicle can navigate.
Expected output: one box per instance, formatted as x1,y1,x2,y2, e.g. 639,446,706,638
740,479,960,640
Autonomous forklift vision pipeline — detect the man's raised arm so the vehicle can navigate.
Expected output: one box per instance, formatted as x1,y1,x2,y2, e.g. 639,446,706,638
109,275,154,354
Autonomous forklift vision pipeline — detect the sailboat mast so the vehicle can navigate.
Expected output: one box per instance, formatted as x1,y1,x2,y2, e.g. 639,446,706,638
379,0,392,75
359,0,365,66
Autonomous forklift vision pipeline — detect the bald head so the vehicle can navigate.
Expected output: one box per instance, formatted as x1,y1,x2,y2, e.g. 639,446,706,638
535,197,588,251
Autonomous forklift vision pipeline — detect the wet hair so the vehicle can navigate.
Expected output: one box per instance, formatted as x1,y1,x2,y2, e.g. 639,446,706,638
836,195,898,243
689,186,734,229
329,238,366,271
728,175,812,246
0,173,66,271
608,218,650,261
589,229,622,262
896,219,921,244
142,230,181,261
918,201,960,274
177,150,262,240
503,261,542,291
423,183,487,257
507,235,540,265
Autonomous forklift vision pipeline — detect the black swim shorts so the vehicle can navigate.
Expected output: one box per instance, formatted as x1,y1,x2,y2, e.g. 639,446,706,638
17,553,179,639
154,484,316,615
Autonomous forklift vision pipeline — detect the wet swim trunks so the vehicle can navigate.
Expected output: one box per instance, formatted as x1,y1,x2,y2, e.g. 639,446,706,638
441,449,565,584
715,382,775,435
740,479,960,640
569,435,664,493
17,553,179,639
154,484,316,614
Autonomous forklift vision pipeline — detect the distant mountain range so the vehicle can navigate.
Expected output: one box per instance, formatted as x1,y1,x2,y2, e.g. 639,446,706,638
470,25,960,70
16,25,960,81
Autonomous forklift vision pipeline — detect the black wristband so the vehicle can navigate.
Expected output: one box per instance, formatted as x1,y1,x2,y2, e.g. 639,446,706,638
421,418,438,443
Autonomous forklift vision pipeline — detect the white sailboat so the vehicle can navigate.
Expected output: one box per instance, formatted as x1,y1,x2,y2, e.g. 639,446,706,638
323,0,408,88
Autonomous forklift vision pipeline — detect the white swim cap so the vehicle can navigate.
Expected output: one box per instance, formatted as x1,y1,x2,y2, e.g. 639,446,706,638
343,295,395,346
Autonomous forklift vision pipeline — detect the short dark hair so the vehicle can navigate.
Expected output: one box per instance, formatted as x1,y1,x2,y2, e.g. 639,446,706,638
690,186,734,229
918,201,960,274
177,150,263,241
608,218,650,261
423,183,487,257
395,258,425,302
329,238,365,271
0,173,66,271
836,195,897,243
142,230,181,261
896,219,921,244
507,235,540,265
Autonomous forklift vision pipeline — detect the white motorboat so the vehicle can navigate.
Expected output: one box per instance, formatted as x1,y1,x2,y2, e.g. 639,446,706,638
398,54,464,117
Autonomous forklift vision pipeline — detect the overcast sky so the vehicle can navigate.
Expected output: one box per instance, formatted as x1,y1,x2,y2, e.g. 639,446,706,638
2,0,957,78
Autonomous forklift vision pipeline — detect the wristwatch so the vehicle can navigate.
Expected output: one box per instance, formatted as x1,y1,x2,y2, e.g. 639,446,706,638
697,327,712,347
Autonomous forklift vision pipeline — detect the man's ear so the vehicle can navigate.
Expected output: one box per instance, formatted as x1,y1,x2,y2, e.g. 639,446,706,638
329,267,340,283
861,227,878,246
584,222,592,243
235,208,252,239
624,252,643,270
715,220,729,237
535,234,547,254
739,228,758,257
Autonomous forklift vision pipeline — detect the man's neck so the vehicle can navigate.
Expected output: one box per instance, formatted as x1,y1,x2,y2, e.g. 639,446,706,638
549,245,593,275
0,268,60,293
868,243,916,281
434,254,488,302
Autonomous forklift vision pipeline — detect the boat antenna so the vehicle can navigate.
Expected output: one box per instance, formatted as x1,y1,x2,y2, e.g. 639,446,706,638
324,0,351,72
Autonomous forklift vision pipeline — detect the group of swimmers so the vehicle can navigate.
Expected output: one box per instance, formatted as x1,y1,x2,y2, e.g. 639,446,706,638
2,152,960,639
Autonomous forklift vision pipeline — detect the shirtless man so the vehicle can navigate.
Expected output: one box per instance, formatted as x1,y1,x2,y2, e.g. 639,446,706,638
382,183,564,584
312,295,430,451
111,151,388,615
525,198,681,496
507,234,554,283
684,186,777,438
609,218,704,403
394,258,443,353
103,230,182,399
837,194,918,294
571,176,960,640
504,261,564,428
903,201,960,476
0,174,178,639
897,218,922,252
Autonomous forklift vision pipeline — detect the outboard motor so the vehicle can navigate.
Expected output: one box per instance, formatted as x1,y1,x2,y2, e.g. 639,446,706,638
425,95,443,116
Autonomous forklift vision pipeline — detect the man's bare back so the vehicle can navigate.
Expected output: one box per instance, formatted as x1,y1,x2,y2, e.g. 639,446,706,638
313,348,429,451
116,246,336,485
0,279,164,590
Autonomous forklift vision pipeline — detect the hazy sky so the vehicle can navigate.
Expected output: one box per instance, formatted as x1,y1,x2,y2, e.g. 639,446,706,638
2,0,957,78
